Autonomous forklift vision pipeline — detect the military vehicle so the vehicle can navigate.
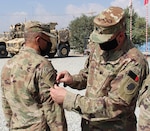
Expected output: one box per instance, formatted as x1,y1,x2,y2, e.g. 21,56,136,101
6,23,25,57
0,23,24,58
0,35,8,57
43,22,70,58
4,21,70,58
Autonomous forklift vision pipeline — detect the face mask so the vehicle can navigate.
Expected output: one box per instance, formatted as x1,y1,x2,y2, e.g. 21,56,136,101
39,42,52,56
100,38,118,51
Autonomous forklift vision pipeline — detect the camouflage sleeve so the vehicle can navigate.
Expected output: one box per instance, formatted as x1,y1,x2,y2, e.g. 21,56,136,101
68,56,89,90
1,87,12,128
63,61,149,120
138,75,150,131
63,91,108,120
35,61,67,130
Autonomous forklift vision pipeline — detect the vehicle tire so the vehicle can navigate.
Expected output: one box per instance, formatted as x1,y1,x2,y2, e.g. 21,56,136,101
47,49,57,58
57,44,70,57
0,45,8,57
47,52,56,58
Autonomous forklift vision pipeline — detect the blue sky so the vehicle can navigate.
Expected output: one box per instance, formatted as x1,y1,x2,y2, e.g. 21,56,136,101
0,0,149,33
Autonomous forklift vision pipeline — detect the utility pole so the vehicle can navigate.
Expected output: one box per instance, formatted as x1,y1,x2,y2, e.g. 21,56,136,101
144,0,149,52
129,0,133,41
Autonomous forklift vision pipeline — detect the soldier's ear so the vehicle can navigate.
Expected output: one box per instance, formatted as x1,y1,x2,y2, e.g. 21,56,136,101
119,32,125,38
117,32,125,43
35,36,40,44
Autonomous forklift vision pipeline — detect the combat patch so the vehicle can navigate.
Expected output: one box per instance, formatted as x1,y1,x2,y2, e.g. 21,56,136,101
118,70,139,104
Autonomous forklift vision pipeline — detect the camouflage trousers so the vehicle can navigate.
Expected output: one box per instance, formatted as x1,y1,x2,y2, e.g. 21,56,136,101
10,123,50,131
10,122,67,131
81,118,137,131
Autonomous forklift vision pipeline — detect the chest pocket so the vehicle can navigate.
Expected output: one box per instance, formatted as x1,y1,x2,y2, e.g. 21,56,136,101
87,63,116,97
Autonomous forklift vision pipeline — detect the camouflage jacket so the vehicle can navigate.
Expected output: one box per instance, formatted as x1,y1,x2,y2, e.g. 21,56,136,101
63,38,149,131
138,74,150,131
1,46,67,131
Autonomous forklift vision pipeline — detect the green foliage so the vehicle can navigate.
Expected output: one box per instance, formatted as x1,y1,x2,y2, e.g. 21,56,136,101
69,8,150,52
69,15,94,53
124,8,150,46
124,7,138,38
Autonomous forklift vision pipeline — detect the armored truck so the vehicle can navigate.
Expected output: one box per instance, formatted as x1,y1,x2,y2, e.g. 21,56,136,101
44,22,70,58
0,35,8,57
6,23,25,57
1,21,70,58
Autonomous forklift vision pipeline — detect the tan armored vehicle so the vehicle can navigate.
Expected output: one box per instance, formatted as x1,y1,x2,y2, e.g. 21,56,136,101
5,21,70,58
0,34,9,57
0,23,25,57
6,23,25,56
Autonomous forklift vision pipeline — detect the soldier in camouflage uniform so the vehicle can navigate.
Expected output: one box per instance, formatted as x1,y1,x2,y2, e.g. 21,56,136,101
138,75,150,131
50,6,149,131
1,21,67,131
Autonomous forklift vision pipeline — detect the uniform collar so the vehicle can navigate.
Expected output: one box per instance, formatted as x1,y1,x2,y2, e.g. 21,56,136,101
20,46,40,55
100,37,134,63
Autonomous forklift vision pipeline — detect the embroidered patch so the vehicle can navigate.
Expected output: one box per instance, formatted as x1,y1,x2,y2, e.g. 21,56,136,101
127,83,135,90
128,70,139,82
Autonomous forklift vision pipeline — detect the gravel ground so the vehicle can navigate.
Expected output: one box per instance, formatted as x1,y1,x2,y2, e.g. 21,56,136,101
0,51,149,131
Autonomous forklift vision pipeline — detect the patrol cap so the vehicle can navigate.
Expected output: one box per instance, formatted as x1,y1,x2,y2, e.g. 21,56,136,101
24,21,55,37
90,6,125,44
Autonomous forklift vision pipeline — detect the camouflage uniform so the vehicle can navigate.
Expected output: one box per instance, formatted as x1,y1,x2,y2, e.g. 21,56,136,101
62,7,149,131
1,22,67,131
138,75,150,131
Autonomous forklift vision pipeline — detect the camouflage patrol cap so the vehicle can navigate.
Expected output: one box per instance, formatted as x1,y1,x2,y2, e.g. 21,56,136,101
24,21,55,37
90,6,126,44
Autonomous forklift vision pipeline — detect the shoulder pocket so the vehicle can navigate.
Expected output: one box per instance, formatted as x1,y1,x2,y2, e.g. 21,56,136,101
118,74,139,104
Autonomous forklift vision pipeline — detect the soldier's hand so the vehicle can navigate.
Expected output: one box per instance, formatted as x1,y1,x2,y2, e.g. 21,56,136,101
50,84,67,104
56,70,73,85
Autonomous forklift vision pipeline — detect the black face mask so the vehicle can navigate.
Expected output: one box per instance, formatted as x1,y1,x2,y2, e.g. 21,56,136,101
39,42,52,56
100,38,118,51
